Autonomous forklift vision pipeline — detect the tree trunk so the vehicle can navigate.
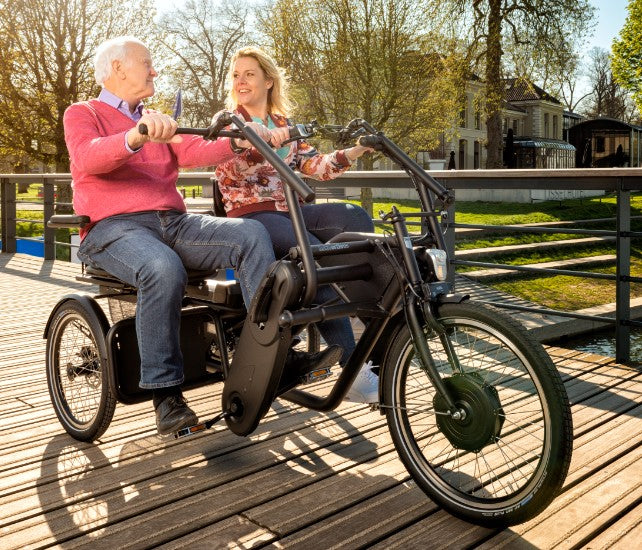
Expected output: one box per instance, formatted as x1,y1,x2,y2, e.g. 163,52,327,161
55,140,73,214
360,155,374,217
484,0,504,168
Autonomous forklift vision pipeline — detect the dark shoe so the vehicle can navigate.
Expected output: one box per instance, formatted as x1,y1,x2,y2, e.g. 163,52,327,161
279,344,343,391
155,394,198,435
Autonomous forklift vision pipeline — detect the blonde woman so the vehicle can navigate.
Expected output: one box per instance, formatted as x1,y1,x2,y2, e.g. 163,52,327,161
214,46,378,403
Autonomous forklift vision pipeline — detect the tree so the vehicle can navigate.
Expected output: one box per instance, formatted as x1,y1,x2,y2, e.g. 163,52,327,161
0,0,156,174
506,44,592,113
549,52,593,114
583,47,629,120
157,0,251,127
612,0,642,115
261,0,465,214
431,0,595,167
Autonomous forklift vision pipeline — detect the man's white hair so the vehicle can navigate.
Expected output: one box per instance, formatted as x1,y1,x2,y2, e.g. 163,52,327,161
94,36,147,86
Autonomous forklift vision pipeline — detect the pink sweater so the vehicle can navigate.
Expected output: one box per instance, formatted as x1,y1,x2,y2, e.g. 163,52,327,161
64,100,236,236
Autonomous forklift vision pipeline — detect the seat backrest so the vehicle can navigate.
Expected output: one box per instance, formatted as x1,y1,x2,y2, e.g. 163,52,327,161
211,177,227,218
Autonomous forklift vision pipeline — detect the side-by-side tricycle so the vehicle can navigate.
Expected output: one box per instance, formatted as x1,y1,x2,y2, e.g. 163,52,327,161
45,114,572,526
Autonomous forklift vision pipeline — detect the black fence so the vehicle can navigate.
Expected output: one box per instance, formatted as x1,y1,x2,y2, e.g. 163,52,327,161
2,168,642,363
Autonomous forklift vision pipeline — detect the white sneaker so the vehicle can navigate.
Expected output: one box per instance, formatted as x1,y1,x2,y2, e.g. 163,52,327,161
345,361,379,403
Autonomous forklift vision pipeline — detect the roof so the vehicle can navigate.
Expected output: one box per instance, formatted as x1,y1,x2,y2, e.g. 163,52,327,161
512,137,576,150
504,78,561,105
570,117,642,132
504,101,528,113
563,111,584,120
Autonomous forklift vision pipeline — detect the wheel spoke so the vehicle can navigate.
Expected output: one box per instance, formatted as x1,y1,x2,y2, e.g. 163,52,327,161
47,305,114,439
384,301,571,523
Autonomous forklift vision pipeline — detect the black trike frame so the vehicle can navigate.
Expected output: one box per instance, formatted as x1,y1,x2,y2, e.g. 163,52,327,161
46,113,458,437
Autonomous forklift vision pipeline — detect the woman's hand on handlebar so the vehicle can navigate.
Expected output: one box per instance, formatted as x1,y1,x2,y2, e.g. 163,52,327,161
128,110,182,149
231,121,275,150
345,144,374,162
268,126,290,148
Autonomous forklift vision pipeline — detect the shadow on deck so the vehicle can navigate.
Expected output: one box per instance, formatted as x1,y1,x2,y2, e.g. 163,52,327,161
0,253,640,549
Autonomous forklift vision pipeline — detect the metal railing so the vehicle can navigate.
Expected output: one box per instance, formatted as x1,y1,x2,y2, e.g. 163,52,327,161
2,168,642,362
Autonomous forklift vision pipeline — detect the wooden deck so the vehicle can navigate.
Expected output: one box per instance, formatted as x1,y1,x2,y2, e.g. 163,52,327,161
1,252,640,549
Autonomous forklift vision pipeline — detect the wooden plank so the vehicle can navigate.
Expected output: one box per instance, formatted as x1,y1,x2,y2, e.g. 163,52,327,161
11,425,394,549
477,445,642,549
154,515,275,549
1,254,641,549
581,507,642,550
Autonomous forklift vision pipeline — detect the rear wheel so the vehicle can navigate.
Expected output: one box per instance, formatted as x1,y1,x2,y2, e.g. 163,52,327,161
46,299,116,441
383,301,572,526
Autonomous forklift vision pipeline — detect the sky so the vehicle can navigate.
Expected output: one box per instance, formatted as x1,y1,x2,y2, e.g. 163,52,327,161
587,0,628,50
154,0,630,51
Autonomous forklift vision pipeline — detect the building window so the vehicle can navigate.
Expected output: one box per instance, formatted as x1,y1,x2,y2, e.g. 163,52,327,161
474,141,480,169
459,105,468,128
475,111,481,130
513,119,519,134
459,139,467,169
595,136,606,153
544,113,550,138
553,115,558,139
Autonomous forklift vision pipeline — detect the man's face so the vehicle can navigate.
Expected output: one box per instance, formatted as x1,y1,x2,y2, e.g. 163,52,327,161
117,43,157,102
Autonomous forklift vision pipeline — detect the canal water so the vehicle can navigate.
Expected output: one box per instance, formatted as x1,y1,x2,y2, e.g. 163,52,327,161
563,328,642,363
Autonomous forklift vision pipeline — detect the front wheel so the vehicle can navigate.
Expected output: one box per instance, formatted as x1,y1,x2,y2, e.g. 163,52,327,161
383,301,572,526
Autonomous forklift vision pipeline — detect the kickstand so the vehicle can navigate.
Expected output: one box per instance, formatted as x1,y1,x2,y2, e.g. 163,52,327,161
174,410,231,439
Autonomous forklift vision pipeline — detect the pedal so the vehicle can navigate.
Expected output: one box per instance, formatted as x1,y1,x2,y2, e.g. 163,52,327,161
173,410,231,439
299,366,333,385
174,422,209,438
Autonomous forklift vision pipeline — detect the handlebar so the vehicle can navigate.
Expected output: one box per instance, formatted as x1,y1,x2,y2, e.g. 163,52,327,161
137,115,316,203
138,124,241,140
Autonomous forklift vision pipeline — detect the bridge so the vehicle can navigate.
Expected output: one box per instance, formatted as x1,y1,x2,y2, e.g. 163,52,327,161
1,252,640,548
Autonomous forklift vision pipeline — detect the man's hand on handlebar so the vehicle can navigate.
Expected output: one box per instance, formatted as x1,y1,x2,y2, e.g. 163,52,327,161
128,111,182,149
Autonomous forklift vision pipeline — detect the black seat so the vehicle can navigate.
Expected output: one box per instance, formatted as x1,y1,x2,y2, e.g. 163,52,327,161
84,265,214,284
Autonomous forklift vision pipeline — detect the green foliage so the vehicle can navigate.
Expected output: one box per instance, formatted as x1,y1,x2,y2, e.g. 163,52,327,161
0,0,157,172
261,0,466,155
493,262,642,311
612,0,642,113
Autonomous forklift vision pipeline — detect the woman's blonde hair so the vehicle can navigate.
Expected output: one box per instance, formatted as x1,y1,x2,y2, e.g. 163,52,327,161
225,46,294,116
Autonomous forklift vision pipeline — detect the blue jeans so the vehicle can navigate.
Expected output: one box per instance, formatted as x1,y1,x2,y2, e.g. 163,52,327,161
77,210,275,389
246,202,374,364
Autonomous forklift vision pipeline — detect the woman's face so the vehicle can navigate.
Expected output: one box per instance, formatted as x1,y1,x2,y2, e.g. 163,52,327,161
232,56,273,111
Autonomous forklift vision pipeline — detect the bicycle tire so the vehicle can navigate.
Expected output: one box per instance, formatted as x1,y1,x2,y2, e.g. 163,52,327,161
382,300,572,526
46,299,116,441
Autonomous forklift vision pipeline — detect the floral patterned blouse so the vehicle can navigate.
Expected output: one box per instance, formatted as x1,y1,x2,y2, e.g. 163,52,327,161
214,106,353,217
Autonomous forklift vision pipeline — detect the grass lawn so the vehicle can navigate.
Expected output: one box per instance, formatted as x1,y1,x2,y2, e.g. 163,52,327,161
349,193,642,310
7,187,641,311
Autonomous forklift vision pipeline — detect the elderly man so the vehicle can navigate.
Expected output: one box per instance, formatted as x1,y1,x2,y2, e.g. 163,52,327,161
63,36,340,435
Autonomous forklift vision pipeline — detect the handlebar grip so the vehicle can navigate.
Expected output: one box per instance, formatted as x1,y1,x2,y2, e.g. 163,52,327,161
357,135,381,148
